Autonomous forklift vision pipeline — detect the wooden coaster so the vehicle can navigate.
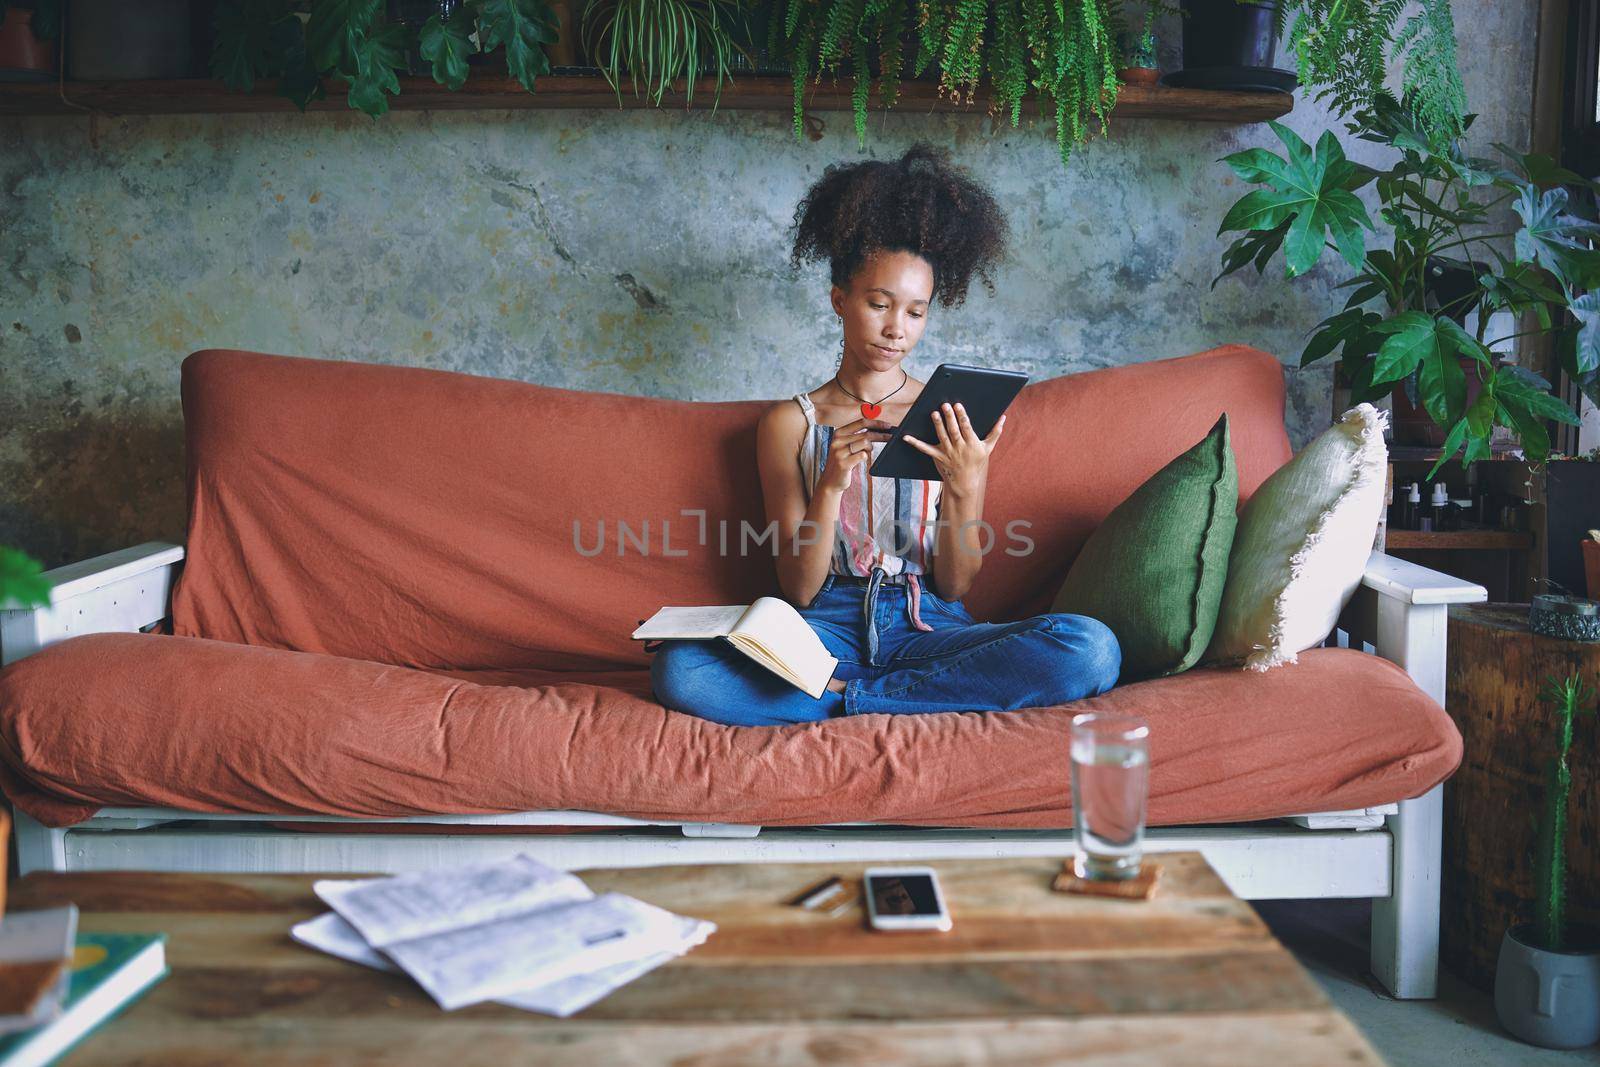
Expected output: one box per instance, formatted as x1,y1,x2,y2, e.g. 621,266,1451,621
1052,859,1162,900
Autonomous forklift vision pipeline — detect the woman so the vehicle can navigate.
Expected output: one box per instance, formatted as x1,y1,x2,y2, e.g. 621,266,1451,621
651,143,1120,727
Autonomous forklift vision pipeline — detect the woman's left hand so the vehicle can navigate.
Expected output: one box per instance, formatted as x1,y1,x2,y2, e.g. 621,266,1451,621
905,402,1006,500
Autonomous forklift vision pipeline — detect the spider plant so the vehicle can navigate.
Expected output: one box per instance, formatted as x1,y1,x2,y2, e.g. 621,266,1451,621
580,0,755,110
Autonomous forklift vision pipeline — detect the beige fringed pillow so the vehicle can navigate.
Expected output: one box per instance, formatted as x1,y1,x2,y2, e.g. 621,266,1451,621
1203,403,1389,671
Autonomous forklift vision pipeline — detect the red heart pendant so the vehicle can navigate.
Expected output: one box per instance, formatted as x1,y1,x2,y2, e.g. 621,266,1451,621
861,402,882,419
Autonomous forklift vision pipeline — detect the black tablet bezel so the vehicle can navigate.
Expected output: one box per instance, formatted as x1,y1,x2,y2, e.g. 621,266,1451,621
868,364,1030,481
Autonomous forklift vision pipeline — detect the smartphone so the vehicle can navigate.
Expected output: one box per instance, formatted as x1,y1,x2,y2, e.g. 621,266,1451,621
863,866,952,932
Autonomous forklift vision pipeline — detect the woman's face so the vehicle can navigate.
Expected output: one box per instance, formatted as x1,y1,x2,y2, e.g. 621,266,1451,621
831,250,934,375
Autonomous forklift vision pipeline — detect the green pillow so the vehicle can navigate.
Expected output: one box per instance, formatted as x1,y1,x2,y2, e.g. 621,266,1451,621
1050,414,1238,681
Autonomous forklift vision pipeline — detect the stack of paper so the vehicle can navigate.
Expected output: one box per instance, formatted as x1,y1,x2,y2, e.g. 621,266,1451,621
292,854,715,1017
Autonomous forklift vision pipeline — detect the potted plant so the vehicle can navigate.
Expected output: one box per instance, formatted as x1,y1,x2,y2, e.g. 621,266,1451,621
1494,673,1600,1049
0,0,59,81
580,0,750,110
0,546,50,610
211,0,562,115
1213,90,1594,476
1115,7,1159,87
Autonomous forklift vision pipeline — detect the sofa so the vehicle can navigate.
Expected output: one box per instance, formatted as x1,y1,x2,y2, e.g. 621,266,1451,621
0,344,1484,998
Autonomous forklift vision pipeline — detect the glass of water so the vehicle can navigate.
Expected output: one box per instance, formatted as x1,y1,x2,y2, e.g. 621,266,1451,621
1070,712,1151,881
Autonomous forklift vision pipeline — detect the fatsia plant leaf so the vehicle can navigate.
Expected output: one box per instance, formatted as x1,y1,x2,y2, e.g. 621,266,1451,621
1371,311,1487,425
347,19,407,116
479,0,556,94
420,7,476,90
1513,187,1600,291
307,0,381,74
1217,121,1375,278
1565,291,1600,376
212,0,286,92
1301,307,1382,366
273,13,327,110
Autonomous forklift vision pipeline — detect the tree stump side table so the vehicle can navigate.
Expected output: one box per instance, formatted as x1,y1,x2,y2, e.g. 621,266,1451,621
1442,602,1600,990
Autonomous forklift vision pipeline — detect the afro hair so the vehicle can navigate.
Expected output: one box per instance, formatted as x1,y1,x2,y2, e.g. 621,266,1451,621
788,142,1009,310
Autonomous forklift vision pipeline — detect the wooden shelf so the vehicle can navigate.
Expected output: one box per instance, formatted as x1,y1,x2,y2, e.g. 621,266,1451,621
1388,444,1524,463
1384,529,1534,551
0,73,1294,121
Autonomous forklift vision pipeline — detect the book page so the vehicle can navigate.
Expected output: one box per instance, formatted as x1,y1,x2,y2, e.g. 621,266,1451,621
381,892,699,1011
731,596,839,699
314,855,593,948
631,604,749,640
292,911,714,1018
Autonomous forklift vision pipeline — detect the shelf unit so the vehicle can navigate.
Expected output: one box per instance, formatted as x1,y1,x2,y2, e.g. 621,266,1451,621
0,73,1295,121
1382,449,1537,601
1382,530,1534,551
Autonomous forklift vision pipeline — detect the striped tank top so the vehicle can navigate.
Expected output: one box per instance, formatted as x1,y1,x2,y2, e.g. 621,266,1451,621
793,391,943,629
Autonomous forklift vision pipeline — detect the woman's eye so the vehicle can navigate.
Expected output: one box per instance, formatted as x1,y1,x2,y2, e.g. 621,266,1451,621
870,304,886,311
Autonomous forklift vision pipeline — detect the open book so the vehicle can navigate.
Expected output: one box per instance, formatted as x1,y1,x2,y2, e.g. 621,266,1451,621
632,597,839,699
294,855,715,1015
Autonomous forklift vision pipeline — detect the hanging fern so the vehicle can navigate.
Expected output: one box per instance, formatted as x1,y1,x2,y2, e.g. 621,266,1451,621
771,0,1121,167
1283,0,1468,144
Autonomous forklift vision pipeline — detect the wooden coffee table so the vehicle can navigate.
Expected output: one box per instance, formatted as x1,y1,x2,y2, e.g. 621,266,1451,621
11,852,1386,1065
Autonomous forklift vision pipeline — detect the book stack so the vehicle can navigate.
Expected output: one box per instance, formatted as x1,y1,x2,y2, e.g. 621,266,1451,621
292,854,716,1016
0,906,167,1067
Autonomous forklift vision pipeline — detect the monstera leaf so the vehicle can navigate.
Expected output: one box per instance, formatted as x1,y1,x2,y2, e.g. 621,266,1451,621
1218,121,1377,278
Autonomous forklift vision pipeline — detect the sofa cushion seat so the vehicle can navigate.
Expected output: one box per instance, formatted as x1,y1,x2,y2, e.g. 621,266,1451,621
0,632,1461,829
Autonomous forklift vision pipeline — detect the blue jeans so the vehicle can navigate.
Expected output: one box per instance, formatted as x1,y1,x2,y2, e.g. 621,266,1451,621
649,568,1121,727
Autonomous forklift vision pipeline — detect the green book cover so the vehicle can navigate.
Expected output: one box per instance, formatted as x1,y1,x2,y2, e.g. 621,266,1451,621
0,933,168,1067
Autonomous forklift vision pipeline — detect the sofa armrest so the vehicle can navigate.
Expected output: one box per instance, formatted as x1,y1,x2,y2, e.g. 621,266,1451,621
1341,552,1486,705
1361,551,1491,607
0,542,184,667
1346,551,1483,999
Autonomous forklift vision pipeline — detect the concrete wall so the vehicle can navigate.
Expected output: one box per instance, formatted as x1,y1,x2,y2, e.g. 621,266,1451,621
0,1,1539,565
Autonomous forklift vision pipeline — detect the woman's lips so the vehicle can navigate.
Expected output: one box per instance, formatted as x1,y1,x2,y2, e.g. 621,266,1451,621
873,345,901,356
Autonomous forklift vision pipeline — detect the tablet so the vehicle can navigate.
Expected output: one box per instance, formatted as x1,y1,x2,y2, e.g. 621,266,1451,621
868,364,1030,481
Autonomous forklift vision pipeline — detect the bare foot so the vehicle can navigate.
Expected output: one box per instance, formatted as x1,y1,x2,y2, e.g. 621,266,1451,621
826,677,846,694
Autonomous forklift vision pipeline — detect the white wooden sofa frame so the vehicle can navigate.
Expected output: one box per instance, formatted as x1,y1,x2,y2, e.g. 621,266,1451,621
0,541,1485,999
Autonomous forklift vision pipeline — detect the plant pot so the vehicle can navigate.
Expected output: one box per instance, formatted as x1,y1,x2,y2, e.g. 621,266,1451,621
1546,463,1600,599
1179,0,1277,67
1389,355,1489,447
1168,0,1289,91
1494,923,1600,1049
1118,67,1160,86
65,0,200,80
0,6,56,82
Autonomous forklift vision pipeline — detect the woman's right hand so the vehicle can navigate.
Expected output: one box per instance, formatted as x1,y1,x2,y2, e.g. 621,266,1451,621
816,416,896,495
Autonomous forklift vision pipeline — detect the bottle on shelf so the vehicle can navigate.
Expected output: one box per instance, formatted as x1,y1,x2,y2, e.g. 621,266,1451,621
1399,482,1421,529
1430,482,1451,532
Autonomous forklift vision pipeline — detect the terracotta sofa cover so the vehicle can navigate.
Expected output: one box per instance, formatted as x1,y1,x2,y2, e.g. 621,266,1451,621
0,633,1459,829
0,345,1464,829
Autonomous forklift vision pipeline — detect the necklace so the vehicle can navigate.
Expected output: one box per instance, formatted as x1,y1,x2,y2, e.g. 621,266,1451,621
834,367,908,420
